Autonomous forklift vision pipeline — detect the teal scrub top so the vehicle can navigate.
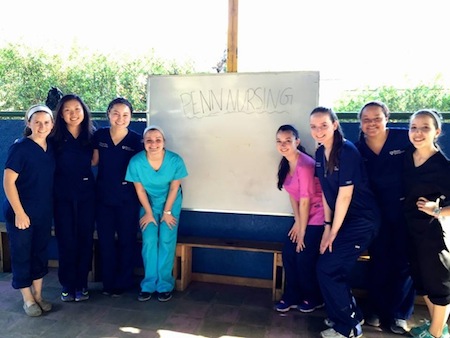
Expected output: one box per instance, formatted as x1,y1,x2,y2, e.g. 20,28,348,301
125,149,188,213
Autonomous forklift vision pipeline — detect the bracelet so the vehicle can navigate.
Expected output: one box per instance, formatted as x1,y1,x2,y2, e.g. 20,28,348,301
324,221,332,225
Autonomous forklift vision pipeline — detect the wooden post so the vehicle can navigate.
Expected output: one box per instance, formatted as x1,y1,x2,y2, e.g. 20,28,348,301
227,0,238,72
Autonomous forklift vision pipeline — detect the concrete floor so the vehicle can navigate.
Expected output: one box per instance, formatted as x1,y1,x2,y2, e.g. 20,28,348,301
0,268,433,338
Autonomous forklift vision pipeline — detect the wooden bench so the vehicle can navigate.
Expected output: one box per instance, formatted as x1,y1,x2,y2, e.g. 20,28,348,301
0,222,101,281
0,222,285,300
174,236,285,301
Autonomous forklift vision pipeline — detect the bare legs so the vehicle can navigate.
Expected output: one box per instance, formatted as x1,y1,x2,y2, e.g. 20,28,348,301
423,295,450,337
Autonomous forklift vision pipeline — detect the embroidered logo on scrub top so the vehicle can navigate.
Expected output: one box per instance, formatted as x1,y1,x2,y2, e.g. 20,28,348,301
389,149,404,156
99,142,108,148
345,180,353,184
122,146,134,152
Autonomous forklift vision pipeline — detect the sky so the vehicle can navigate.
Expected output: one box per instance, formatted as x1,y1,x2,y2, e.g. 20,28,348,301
2,0,449,105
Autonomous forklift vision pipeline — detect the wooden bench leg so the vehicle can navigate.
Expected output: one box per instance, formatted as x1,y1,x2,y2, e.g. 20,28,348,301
0,231,11,273
175,244,192,291
272,252,284,301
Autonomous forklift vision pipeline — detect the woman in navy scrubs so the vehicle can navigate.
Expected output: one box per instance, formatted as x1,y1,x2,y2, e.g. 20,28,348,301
355,101,415,334
51,94,96,302
310,107,380,338
92,97,142,296
403,110,450,338
3,105,55,316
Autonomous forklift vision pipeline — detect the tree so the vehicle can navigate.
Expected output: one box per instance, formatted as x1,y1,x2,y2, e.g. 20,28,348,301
335,82,450,113
0,43,194,112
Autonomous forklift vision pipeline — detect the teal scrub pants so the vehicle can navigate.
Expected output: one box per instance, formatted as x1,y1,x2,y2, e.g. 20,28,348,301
140,210,179,293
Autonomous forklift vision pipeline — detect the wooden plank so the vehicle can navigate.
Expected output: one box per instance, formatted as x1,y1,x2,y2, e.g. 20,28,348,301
191,272,272,289
0,222,11,272
227,0,238,72
177,236,283,253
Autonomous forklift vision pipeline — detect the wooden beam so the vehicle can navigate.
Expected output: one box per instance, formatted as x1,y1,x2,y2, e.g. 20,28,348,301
227,0,238,72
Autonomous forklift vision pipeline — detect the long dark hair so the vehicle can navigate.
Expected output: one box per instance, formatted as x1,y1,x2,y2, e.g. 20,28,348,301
51,94,94,148
276,124,311,190
357,100,390,141
310,106,344,175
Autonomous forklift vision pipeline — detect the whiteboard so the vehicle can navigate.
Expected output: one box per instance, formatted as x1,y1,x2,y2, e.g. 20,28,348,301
147,71,319,215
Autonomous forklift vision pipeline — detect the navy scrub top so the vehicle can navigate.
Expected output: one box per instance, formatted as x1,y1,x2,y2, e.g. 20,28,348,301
93,127,142,206
403,147,450,235
52,129,95,201
356,128,411,219
315,139,378,225
3,137,55,220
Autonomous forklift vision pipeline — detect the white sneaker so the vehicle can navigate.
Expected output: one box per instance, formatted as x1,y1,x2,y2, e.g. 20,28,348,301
366,314,381,327
390,318,409,334
320,326,362,338
321,328,347,338
324,318,365,328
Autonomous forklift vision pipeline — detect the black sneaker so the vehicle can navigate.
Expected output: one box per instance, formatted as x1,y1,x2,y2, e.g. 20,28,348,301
103,289,123,298
137,291,152,302
111,289,123,298
157,292,172,302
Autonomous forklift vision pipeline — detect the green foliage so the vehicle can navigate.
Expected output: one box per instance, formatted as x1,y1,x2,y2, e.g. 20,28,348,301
2,43,449,115
0,43,194,112
335,82,450,113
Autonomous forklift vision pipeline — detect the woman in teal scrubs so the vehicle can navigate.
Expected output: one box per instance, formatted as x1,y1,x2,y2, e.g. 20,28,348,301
126,125,188,302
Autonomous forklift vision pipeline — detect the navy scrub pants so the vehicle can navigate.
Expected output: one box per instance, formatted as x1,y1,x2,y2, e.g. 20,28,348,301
317,222,375,337
54,198,95,293
96,203,140,292
5,213,52,289
282,224,324,305
367,217,415,322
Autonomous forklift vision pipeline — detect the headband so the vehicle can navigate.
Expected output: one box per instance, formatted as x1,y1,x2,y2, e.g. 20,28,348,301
143,125,165,139
27,105,53,120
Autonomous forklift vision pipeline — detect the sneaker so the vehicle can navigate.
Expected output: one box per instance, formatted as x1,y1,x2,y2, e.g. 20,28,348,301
320,325,362,338
61,291,75,302
36,298,52,312
366,314,381,327
158,291,172,302
274,300,297,313
23,302,42,317
324,317,365,328
137,291,152,302
412,329,437,338
75,289,89,302
103,289,123,298
390,318,409,334
111,290,123,298
324,318,335,328
298,300,324,313
411,322,449,337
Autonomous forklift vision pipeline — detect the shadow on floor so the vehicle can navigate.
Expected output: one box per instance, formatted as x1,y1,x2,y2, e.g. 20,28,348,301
0,268,433,338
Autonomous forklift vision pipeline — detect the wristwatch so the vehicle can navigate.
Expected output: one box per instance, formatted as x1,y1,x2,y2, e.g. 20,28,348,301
433,207,442,217
163,210,172,215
